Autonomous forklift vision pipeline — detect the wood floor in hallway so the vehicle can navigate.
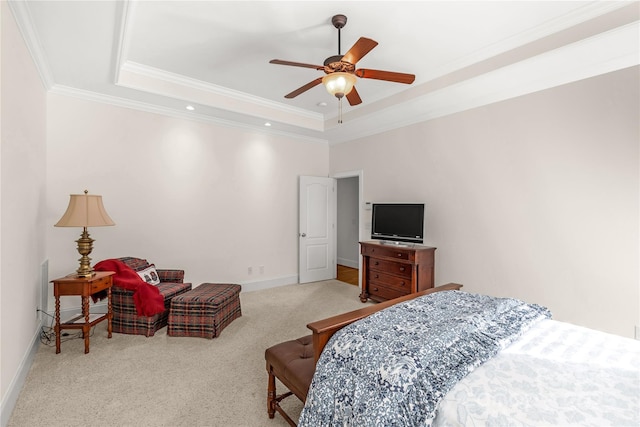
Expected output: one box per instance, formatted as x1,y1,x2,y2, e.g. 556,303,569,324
337,264,359,286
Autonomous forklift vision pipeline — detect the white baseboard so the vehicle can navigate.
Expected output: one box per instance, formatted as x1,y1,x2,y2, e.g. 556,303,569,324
1,321,42,427
240,274,298,293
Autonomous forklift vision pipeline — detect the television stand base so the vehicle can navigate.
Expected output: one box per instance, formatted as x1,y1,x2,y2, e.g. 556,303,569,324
360,241,436,303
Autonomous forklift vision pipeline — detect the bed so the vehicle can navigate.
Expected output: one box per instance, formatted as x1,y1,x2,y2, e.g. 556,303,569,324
297,285,640,427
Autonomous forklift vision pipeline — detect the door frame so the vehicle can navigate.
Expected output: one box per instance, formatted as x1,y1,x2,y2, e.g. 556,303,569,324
333,169,364,290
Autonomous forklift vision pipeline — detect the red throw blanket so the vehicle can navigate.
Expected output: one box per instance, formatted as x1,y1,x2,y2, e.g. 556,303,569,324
94,259,165,317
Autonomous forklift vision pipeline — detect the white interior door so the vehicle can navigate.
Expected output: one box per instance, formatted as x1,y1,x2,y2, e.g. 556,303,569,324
299,176,336,283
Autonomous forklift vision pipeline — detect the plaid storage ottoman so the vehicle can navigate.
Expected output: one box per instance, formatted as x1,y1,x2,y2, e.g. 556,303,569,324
168,283,242,339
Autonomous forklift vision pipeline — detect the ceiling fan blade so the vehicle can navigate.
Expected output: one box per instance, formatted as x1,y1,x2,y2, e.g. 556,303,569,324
346,86,362,106
355,68,415,84
341,37,378,65
270,59,324,70
284,77,324,99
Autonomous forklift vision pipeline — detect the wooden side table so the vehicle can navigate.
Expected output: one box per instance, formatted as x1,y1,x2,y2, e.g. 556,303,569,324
50,271,115,354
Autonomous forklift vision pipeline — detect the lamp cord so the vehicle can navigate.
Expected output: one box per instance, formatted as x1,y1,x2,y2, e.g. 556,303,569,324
38,309,96,346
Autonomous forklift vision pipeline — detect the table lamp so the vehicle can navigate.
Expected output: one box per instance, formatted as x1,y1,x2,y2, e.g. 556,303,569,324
54,190,115,277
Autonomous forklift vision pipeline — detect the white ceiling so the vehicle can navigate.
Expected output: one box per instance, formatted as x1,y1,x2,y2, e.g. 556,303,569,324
9,1,639,144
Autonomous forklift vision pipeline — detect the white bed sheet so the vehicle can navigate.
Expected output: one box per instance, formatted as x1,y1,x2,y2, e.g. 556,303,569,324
434,319,640,427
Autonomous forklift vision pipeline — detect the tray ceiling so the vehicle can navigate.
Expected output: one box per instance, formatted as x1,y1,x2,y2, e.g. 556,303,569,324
9,1,639,144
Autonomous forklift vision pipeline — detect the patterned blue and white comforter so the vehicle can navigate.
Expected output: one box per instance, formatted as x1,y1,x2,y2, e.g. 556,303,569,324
298,290,551,427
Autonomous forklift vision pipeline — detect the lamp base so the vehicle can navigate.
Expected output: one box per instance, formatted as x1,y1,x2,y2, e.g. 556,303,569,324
75,271,96,278
75,227,95,278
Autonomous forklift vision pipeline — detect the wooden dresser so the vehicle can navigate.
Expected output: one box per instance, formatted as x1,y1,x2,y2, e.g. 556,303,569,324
359,241,436,303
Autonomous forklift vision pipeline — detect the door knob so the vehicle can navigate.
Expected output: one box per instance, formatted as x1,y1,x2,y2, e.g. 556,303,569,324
299,233,307,237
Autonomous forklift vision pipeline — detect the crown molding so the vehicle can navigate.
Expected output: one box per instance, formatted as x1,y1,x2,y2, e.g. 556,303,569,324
117,60,325,131
112,0,137,84
421,1,634,82
7,0,55,90
119,60,320,118
49,85,329,145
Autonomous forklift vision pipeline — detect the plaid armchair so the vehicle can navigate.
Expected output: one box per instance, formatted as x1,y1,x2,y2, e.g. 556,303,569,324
111,257,192,336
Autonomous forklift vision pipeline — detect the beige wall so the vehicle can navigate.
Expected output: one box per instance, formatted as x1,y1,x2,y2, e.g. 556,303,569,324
331,66,639,338
46,94,329,304
0,0,47,417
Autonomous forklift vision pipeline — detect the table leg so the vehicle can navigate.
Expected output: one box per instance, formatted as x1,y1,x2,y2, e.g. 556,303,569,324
82,295,90,354
107,286,112,339
55,294,61,354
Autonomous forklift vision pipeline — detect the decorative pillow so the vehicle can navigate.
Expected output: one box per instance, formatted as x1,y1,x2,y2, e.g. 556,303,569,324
137,264,160,285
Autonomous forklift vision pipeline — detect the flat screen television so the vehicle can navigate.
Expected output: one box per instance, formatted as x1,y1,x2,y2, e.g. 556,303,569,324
371,203,425,244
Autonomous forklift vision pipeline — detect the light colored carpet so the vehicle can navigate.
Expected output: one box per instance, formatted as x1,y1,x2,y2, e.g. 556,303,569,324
8,280,369,427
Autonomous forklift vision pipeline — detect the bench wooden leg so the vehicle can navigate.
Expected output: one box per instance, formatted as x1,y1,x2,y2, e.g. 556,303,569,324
267,364,298,426
267,367,276,418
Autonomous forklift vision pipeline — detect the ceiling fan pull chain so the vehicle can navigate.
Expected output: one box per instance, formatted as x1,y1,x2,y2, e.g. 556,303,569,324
338,98,343,124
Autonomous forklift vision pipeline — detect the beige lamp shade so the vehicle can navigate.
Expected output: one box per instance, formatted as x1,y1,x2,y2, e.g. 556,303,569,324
55,192,115,228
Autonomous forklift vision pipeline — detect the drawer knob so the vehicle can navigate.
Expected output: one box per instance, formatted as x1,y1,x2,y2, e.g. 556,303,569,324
374,261,379,266
399,267,405,272
374,274,379,279
373,287,378,292
397,253,402,257
400,281,405,286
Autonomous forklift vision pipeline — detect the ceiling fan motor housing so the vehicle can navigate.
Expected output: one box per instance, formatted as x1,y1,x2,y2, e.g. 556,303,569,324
332,14,347,29
323,56,355,74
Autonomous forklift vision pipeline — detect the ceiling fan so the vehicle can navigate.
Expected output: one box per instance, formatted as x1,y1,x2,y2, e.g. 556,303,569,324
269,14,415,110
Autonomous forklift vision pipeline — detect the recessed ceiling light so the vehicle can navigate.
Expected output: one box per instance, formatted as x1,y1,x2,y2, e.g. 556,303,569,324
186,105,195,111
264,122,272,127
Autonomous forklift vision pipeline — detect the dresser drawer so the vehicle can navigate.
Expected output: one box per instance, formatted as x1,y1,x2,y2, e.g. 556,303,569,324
362,244,411,261
369,258,412,279
369,271,410,292
368,283,406,301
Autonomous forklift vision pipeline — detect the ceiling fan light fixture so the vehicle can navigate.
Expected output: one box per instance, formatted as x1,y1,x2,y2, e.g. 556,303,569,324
322,72,356,99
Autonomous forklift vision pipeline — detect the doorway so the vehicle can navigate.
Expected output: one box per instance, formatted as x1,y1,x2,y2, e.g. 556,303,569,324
335,172,362,287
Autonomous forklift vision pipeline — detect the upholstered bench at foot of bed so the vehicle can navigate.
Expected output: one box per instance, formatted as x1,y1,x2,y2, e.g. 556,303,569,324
265,335,315,427
167,283,242,339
